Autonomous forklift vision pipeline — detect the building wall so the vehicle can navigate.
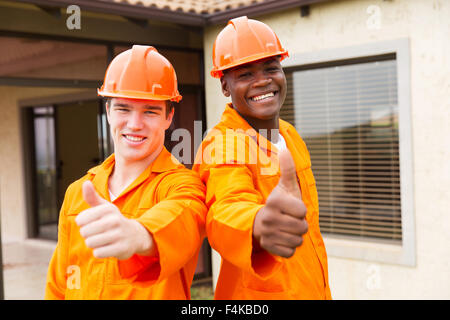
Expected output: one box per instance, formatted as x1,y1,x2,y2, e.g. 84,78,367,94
0,86,84,242
203,0,450,299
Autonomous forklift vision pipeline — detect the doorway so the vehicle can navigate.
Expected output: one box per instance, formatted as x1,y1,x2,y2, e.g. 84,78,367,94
23,98,107,240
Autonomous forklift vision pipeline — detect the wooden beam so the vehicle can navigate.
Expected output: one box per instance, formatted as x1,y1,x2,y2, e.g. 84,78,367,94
123,16,148,29
35,4,61,18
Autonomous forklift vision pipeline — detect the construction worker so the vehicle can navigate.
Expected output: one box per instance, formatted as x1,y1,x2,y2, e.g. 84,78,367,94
45,45,207,299
193,16,331,299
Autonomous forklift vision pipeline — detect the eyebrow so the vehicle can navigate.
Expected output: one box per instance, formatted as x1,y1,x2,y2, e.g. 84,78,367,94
232,58,279,72
113,103,163,111
263,58,279,65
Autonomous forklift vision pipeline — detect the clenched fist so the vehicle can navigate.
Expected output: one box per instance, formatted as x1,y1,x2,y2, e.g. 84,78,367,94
75,180,156,260
253,149,308,258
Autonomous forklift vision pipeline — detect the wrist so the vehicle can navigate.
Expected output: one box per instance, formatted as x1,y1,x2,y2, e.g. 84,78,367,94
133,220,156,257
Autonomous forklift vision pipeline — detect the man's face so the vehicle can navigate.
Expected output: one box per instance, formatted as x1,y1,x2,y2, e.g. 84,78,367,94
221,57,287,125
106,98,173,164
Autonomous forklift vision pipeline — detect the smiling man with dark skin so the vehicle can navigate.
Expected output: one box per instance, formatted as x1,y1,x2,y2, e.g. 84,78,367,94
221,56,308,258
193,16,331,300
221,57,287,139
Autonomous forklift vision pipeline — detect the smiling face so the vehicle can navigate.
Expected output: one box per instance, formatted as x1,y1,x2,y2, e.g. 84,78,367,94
220,56,287,130
106,98,174,166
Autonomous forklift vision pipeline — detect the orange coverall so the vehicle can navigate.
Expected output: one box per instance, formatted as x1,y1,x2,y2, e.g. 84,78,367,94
193,104,331,299
45,148,207,299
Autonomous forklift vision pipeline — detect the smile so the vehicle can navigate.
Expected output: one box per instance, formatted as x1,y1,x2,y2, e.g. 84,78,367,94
250,91,276,101
123,134,146,142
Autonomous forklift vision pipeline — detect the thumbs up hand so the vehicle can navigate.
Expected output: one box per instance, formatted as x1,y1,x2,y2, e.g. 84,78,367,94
75,180,155,260
253,150,308,258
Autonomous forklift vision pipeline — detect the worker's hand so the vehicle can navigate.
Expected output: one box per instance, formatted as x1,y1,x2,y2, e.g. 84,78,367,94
75,180,155,260
253,149,308,258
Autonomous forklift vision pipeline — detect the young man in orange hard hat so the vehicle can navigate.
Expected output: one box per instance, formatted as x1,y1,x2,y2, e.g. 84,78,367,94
45,45,207,299
193,16,331,299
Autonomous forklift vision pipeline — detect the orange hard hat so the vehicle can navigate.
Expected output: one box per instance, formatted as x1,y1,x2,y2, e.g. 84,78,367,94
98,45,182,102
211,16,289,78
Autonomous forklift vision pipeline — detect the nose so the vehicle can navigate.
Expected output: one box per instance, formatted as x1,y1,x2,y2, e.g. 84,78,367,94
252,70,272,87
127,111,144,130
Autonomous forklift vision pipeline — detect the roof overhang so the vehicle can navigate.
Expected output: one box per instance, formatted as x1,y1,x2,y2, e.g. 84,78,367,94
14,0,205,26
14,0,333,27
205,0,331,25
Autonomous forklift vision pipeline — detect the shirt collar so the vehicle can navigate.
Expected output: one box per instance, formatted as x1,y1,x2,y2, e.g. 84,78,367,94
88,147,181,175
220,103,254,132
87,147,182,200
220,103,310,173
150,146,182,173
220,103,293,152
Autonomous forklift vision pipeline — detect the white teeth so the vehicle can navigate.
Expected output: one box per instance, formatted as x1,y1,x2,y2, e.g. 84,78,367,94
124,135,144,142
252,92,275,101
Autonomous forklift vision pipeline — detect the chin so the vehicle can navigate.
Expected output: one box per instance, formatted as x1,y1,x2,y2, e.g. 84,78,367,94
119,146,151,161
255,109,280,120
121,154,145,163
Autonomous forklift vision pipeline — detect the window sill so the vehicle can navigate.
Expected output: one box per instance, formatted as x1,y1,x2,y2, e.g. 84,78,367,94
323,234,415,267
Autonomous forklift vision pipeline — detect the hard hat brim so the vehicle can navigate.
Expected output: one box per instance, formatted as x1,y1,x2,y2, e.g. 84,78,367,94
97,89,182,103
211,50,289,78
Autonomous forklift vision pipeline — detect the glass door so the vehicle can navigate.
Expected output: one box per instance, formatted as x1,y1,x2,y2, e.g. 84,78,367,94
32,106,58,239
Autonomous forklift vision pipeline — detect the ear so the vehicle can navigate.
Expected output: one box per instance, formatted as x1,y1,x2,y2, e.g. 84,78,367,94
105,99,112,124
220,76,231,97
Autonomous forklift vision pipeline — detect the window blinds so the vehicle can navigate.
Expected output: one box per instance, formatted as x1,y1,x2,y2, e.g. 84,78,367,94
281,59,401,242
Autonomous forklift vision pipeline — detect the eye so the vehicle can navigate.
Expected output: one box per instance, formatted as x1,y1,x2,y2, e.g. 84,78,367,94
266,66,280,73
238,71,251,79
115,107,129,113
144,108,162,115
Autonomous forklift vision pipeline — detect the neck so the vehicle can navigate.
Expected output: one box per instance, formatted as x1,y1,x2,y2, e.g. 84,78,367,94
109,145,163,196
239,113,280,143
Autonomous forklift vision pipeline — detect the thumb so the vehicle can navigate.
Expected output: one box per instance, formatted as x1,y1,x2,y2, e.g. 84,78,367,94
278,149,301,198
82,180,108,207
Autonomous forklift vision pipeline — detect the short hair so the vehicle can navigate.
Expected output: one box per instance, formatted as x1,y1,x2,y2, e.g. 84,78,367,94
165,100,174,118
104,97,174,118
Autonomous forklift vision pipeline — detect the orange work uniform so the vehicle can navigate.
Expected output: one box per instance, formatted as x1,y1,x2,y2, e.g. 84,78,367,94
193,104,331,300
45,148,207,299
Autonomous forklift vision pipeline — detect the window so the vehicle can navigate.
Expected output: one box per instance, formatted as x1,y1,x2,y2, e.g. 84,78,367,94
282,39,415,266
283,57,400,242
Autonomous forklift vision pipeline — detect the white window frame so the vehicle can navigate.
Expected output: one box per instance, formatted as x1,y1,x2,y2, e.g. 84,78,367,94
282,38,415,266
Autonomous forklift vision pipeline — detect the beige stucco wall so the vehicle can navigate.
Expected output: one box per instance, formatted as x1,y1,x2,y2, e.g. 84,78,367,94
203,0,450,299
0,86,86,242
